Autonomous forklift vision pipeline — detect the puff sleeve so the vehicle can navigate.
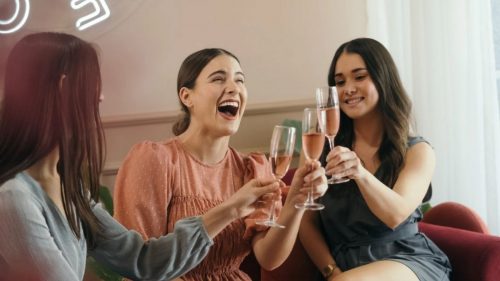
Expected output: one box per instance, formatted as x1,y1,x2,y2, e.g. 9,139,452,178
114,141,172,239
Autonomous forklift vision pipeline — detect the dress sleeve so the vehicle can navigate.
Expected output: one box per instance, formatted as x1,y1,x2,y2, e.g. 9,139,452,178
242,152,282,240
113,141,171,239
0,187,80,281
89,202,213,280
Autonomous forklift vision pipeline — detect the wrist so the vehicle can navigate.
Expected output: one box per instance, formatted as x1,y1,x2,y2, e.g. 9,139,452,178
322,263,338,279
218,200,239,220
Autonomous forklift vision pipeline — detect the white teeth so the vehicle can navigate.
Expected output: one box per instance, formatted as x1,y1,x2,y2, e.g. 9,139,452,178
219,101,239,107
346,97,362,104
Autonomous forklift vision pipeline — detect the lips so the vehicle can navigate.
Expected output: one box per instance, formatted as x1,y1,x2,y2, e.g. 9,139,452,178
344,97,364,105
217,100,240,118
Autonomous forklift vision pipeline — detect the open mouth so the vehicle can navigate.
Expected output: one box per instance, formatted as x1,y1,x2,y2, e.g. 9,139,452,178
217,100,240,117
345,97,364,105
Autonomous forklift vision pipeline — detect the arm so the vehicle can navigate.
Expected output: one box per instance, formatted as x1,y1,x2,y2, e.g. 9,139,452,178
299,211,341,280
0,187,80,281
94,179,280,280
113,142,170,239
327,142,435,229
252,161,327,270
90,202,212,280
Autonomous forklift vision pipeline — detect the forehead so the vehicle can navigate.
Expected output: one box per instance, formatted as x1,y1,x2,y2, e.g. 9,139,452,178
335,52,366,74
200,54,242,76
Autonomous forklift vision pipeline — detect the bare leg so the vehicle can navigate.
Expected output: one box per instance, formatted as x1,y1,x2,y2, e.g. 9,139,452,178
332,260,419,281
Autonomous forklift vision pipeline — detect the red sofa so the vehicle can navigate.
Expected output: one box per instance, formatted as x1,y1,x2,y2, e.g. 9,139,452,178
241,169,500,281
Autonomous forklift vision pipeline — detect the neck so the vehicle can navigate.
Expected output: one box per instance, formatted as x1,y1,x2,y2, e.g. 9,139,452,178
353,111,384,147
26,148,60,181
26,148,63,209
178,126,230,164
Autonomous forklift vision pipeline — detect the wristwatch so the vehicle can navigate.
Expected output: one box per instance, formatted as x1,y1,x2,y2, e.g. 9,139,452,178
322,263,337,279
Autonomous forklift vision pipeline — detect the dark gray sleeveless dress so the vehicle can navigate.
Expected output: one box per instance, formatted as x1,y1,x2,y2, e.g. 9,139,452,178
317,136,451,281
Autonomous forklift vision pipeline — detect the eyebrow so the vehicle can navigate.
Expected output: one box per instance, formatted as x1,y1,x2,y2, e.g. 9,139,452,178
334,67,367,77
207,70,245,79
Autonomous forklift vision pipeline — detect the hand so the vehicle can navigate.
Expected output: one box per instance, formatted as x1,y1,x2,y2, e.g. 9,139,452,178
325,146,367,180
224,178,280,219
287,160,327,205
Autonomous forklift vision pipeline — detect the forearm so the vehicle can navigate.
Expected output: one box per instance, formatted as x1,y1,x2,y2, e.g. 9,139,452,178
252,201,305,270
299,212,336,274
355,173,413,228
201,200,239,239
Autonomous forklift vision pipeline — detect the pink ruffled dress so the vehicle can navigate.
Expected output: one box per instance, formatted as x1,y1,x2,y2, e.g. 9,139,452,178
114,138,278,281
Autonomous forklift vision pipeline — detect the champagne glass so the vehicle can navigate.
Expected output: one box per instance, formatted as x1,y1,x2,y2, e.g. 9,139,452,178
295,108,325,210
316,86,349,184
256,125,296,228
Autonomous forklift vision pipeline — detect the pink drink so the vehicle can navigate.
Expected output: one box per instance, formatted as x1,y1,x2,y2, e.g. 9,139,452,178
302,132,325,160
319,107,340,138
271,155,292,179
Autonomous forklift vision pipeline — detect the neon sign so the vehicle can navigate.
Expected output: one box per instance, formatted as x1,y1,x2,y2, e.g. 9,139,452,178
0,0,30,34
0,0,111,34
70,0,110,31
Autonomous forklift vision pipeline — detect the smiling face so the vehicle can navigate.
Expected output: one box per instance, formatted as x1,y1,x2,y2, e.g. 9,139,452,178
180,54,247,137
333,51,379,120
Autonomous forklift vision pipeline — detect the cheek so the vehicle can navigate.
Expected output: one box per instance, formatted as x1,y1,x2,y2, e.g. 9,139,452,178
366,84,379,101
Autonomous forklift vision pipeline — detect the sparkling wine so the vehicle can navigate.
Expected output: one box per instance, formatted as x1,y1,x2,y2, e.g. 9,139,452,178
302,132,325,160
319,107,340,138
271,155,292,179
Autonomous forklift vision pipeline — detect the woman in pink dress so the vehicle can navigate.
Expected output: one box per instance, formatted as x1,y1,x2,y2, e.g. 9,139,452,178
113,48,327,281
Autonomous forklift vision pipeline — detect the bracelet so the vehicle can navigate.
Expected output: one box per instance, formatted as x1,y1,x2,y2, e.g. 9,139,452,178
322,263,338,278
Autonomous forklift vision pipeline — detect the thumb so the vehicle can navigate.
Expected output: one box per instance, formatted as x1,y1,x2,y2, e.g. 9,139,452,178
254,181,279,196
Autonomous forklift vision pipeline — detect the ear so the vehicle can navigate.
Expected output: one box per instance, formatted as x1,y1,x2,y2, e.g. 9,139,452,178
179,87,194,108
58,74,66,91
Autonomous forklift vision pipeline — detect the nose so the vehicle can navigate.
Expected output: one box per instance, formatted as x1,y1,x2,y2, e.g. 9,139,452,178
344,81,356,96
225,79,239,95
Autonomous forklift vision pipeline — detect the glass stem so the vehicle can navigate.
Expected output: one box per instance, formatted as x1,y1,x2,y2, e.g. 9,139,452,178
269,199,277,222
328,136,335,150
306,186,315,204
327,136,335,182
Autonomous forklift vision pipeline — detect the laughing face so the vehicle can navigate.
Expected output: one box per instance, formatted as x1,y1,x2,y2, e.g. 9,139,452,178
333,52,379,120
180,54,247,137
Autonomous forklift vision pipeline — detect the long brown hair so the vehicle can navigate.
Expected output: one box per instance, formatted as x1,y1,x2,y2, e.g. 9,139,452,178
328,38,411,189
0,32,104,247
173,48,239,135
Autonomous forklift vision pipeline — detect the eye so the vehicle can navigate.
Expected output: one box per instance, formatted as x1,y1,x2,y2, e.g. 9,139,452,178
211,76,225,82
335,79,345,86
236,78,245,84
355,74,366,80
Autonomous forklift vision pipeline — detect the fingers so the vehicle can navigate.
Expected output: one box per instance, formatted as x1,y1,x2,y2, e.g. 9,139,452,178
250,178,277,187
325,147,361,177
253,180,280,197
303,163,325,183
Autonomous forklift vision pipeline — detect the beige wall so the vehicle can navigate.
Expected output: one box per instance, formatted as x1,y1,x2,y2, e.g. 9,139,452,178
0,0,369,190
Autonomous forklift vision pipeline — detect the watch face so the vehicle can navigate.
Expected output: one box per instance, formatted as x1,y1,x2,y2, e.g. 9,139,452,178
323,264,335,277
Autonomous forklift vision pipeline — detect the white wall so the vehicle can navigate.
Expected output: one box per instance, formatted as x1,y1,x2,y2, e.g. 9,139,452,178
0,0,369,189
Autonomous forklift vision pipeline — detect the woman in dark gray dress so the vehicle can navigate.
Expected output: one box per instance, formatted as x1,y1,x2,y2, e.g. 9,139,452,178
299,38,451,281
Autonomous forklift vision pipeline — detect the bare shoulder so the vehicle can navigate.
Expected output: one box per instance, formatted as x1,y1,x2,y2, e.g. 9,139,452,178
404,141,435,170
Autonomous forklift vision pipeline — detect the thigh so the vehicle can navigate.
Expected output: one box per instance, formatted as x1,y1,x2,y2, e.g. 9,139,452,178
332,260,419,281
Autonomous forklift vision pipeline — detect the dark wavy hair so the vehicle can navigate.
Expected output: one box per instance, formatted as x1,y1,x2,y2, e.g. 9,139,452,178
172,48,239,135
328,38,425,195
0,32,104,247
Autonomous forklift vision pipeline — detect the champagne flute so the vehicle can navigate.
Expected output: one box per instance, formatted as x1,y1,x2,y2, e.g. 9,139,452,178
256,125,296,228
316,86,349,184
295,108,325,211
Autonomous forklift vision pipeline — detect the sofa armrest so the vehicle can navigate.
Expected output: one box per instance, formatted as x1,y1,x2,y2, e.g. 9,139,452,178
419,222,500,281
